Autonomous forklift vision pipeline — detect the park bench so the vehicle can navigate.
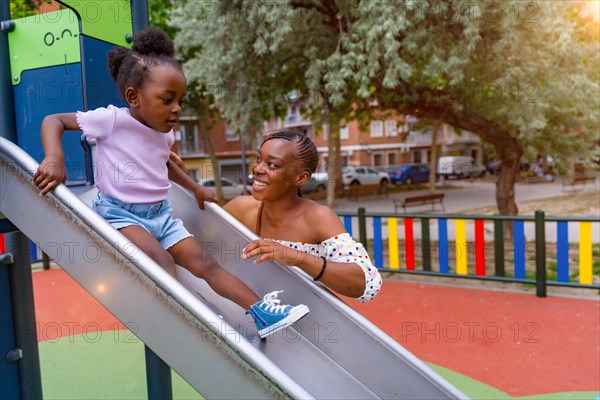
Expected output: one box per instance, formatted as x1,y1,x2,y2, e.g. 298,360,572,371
393,192,445,213
561,175,597,191
346,183,388,201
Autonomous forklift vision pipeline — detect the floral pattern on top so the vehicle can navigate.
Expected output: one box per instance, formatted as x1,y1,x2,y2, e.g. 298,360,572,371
270,233,382,302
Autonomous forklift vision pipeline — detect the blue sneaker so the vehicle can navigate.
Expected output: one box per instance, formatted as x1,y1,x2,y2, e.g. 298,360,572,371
247,291,309,338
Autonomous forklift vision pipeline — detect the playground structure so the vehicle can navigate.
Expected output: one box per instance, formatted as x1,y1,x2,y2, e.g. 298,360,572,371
0,1,467,399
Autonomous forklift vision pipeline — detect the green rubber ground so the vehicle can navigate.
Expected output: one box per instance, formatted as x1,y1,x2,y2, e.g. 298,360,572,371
39,332,597,399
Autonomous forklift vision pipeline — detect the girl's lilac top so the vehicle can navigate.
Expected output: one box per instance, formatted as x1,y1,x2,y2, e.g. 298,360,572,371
77,105,174,204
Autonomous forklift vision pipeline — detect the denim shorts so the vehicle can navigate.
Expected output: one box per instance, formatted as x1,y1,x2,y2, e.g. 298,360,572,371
92,193,192,250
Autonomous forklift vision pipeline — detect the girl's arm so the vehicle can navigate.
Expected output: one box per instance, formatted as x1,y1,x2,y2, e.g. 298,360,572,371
33,113,79,196
167,158,217,210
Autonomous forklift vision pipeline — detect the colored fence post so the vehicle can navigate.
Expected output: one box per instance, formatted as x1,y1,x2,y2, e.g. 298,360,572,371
579,222,593,284
474,219,486,276
438,219,449,273
455,219,467,275
388,217,400,270
404,218,415,270
556,221,569,282
373,217,383,268
343,216,353,236
513,221,526,279
534,211,547,298
358,207,367,251
493,220,505,277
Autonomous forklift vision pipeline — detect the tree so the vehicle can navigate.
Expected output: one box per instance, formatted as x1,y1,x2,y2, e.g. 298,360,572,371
170,0,599,215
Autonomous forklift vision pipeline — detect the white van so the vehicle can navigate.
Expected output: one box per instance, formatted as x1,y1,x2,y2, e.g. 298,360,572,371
437,156,485,179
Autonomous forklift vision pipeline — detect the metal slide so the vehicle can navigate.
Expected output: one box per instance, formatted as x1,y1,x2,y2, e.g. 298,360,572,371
0,138,468,399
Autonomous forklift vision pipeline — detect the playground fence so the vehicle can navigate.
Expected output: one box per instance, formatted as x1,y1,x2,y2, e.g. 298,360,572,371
337,208,600,297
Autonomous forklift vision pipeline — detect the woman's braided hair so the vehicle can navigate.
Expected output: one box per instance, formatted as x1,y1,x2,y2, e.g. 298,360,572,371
262,130,319,175
107,27,182,99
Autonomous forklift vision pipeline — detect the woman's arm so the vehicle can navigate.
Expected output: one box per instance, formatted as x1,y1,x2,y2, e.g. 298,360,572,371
242,238,368,298
33,113,79,195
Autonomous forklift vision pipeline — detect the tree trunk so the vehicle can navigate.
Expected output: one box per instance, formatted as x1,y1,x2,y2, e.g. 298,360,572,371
200,119,223,202
326,122,341,208
398,102,523,218
429,122,440,191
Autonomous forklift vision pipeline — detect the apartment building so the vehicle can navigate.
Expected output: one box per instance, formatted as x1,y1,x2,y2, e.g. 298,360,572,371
175,105,482,181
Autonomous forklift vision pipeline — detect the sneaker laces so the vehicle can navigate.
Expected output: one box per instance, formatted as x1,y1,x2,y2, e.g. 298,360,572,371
260,290,288,313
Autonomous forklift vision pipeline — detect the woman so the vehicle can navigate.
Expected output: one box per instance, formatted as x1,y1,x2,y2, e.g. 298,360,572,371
223,130,382,302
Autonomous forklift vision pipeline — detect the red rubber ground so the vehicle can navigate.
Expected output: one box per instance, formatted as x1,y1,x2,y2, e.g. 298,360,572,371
33,269,600,397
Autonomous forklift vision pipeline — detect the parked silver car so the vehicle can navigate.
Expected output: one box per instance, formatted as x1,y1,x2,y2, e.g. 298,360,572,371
342,166,390,187
197,177,251,199
301,171,328,194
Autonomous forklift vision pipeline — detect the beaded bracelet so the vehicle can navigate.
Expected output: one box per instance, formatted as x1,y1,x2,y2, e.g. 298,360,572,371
313,256,327,281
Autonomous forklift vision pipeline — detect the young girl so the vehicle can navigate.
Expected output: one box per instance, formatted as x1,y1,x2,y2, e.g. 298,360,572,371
223,130,382,302
32,27,308,339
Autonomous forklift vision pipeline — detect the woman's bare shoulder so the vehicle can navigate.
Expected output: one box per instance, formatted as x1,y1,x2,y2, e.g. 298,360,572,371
223,196,260,224
304,201,345,236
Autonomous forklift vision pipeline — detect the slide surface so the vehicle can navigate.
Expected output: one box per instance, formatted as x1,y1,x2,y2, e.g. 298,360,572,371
0,137,468,399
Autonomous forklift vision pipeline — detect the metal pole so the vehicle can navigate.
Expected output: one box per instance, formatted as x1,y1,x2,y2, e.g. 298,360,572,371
144,345,173,400
1,0,17,142
534,210,547,298
6,231,43,399
131,0,149,33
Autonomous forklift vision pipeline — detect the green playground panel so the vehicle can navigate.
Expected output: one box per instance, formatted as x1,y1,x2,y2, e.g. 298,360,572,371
60,0,132,48
7,8,80,85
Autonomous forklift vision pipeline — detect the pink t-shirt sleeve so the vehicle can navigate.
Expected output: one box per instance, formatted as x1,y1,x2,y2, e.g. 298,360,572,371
76,105,118,141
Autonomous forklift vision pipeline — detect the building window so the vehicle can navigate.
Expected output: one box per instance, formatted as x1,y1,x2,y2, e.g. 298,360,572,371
340,125,349,140
385,120,398,137
370,120,383,138
412,151,422,163
387,152,397,166
372,152,384,166
225,125,239,142
180,123,203,155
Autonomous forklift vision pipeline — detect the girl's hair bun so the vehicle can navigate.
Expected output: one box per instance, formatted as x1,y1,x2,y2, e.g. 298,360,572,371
107,47,130,82
132,27,175,57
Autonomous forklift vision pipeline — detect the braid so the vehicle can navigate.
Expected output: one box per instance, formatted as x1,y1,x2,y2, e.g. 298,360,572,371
262,130,319,174
107,27,182,100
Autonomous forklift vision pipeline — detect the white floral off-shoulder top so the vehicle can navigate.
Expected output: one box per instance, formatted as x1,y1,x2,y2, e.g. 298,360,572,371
271,233,382,302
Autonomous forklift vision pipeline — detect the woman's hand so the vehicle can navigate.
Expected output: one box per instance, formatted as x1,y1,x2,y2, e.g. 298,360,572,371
33,157,66,196
242,239,305,266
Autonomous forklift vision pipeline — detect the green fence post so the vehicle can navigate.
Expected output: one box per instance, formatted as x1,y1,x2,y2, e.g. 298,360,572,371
534,210,547,298
358,207,367,251
494,220,505,277
421,218,431,271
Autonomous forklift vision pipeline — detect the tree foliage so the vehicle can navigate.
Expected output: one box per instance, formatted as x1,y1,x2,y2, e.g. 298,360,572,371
170,0,599,214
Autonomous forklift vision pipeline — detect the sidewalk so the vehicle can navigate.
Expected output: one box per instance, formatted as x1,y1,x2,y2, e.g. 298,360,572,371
329,179,600,242
332,178,597,214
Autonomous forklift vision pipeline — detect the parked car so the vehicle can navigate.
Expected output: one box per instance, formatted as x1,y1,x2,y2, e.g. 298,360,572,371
437,156,486,179
342,166,390,187
388,163,430,185
197,177,251,198
486,160,502,175
301,171,328,194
